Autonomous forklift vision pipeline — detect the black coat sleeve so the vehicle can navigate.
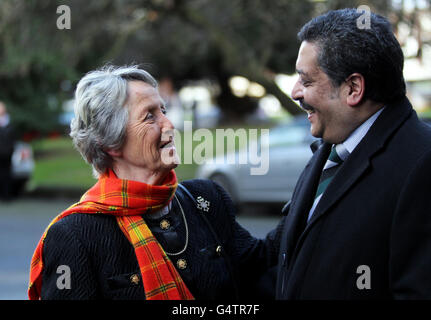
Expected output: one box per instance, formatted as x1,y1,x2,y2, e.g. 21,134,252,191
41,216,99,299
209,180,285,299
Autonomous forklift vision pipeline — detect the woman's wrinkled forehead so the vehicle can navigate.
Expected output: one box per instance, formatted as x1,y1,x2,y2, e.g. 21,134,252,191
125,81,164,114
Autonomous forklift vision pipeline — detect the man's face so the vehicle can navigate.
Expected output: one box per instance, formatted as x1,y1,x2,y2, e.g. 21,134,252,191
117,81,178,178
291,41,351,144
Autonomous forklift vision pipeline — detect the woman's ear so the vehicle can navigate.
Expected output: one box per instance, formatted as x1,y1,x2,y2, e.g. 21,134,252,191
345,73,365,107
105,148,122,158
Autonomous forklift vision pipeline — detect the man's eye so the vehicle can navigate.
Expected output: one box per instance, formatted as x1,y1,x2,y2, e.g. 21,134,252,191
301,79,311,86
161,108,167,115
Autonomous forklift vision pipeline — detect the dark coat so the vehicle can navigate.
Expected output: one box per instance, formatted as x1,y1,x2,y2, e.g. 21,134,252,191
0,122,14,198
0,122,14,159
276,97,431,299
41,179,280,300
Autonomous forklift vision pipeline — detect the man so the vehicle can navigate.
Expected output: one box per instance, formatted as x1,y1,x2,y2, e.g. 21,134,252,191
275,9,431,299
0,101,15,201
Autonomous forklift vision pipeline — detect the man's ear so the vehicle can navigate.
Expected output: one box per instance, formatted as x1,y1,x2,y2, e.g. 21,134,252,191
345,73,365,107
105,148,122,158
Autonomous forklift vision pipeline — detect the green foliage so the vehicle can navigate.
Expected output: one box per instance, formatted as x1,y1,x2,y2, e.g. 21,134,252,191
0,0,396,137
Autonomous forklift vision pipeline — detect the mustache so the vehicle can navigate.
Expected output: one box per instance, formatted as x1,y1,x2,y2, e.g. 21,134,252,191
299,100,314,112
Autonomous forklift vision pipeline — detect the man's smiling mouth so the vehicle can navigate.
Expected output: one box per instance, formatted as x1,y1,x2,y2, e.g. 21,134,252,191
300,100,315,114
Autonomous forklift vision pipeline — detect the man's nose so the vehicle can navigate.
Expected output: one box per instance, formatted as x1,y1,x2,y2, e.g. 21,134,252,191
291,79,303,101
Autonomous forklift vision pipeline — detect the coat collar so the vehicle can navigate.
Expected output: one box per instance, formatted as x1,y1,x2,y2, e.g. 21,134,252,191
280,140,331,257
310,139,324,153
275,139,331,298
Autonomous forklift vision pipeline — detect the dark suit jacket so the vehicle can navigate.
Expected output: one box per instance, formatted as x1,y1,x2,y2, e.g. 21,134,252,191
276,97,431,299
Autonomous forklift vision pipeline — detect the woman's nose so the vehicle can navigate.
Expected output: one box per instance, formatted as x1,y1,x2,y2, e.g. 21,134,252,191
160,112,175,132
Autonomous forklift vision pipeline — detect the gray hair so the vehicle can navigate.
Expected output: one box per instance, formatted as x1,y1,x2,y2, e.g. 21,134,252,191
70,65,158,177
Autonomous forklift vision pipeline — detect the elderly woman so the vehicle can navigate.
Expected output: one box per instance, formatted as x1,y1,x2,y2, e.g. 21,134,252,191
28,65,279,300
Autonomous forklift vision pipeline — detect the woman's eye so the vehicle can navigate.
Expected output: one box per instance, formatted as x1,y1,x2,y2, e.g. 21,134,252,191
143,107,166,121
144,112,155,121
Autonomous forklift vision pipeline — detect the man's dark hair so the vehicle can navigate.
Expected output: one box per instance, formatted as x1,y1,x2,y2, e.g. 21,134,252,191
298,8,406,104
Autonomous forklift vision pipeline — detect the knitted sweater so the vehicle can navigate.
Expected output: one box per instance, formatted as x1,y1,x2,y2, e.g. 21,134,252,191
40,179,281,300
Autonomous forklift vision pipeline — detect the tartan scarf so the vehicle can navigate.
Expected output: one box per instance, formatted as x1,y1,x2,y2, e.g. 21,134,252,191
28,169,194,300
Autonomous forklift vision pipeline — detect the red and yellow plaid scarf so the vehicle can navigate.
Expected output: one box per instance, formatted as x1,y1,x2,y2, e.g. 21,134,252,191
28,169,194,300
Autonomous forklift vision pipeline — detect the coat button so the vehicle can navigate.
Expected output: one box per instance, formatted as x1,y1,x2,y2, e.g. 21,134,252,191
130,274,140,285
176,258,187,270
216,245,223,256
160,219,171,230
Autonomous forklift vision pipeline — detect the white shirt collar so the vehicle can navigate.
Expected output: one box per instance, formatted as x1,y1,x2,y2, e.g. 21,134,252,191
341,107,385,155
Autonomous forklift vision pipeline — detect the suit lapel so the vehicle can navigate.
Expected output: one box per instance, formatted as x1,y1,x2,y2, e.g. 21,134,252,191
281,141,331,256
276,139,331,298
304,97,414,231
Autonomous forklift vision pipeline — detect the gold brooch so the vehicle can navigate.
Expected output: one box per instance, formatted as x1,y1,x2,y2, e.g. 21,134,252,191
176,258,187,270
130,274,140,285
160,219,170,230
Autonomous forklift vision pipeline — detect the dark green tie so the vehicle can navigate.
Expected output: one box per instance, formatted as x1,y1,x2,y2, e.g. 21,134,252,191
314,146,345,200
307,145,349,222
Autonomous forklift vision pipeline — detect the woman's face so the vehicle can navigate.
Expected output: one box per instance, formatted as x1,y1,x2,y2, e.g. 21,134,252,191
112,80,178,183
